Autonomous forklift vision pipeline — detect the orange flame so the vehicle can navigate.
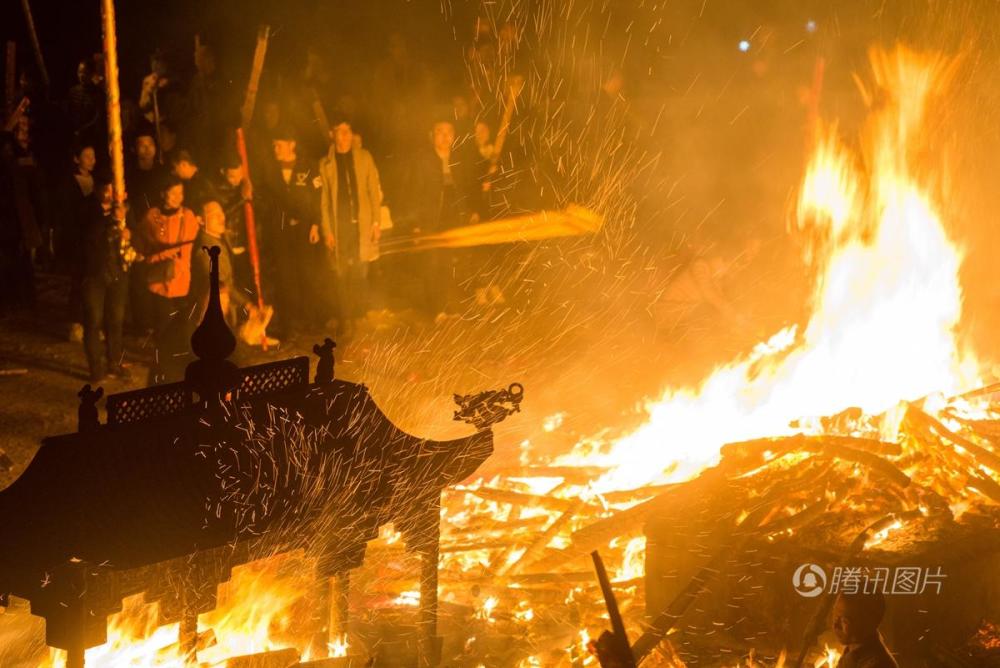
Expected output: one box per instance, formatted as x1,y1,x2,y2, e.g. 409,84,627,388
559,45,977,494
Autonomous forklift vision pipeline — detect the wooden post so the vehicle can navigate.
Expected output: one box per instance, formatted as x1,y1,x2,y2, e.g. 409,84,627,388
417,501,441,668
310,571,349,659
331,571,350,642
179,607,198,665
311,575,331,659
18,0,49,93
66,646,85,668
100,0,125,208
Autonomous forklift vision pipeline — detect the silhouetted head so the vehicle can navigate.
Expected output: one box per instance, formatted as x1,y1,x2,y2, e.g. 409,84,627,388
432,120,455,154
218,148,243,186
172,149,199,180
832,592,886,645
134,128,157,167
73,143,96,175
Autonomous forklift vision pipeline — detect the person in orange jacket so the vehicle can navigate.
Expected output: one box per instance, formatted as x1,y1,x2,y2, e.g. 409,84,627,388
137,174,199,384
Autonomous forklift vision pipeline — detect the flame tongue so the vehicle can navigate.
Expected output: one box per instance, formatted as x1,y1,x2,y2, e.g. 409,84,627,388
568,45,978,494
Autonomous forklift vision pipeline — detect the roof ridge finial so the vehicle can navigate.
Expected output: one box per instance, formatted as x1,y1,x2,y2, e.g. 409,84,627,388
185,246,240,406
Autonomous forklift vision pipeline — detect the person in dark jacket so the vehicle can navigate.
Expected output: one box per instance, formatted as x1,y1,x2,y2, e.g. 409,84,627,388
258,124,324,337
0,132,37,314
409,117,482,233
832,592,898,668
0,122,45,314
65,55,106,147
80,178,131,382
124,126,164,334
59,142,98,341
126,126,164,217
171,149,211,215
407,116,482,316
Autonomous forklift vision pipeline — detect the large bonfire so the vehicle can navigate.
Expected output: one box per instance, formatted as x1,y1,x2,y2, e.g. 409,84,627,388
38,45,1000,668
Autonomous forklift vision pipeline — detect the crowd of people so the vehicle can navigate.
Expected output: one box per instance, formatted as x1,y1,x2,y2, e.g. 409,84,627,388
0,22,536,386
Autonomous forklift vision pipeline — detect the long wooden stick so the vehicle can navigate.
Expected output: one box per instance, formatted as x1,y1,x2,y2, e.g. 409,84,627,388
153,87,163,164
592,550,637,668
19,0,49,94
100,0,125,207
235,128,268,351
240,25,270,128
236,26,271,351
490,74,525,169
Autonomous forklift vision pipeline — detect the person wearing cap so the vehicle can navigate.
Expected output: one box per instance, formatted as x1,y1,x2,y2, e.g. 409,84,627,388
257,122,324,338
318,114,382,337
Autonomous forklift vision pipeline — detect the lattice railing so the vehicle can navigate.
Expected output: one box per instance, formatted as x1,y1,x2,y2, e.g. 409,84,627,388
105,357,311,426
106,382,190,426
238,357,310,398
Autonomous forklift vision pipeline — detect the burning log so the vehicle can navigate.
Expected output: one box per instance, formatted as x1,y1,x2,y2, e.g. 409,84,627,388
757,497,830,536
968,470,1000,504
599,484,683,505
907,406,1000,473
298,658,363,668
498,499,588,576
466,486,581,513
445,515,551,537
808,441,911,488
526,500,656,574
941,413,1000,444
721,435,909,488
499,465,611,482
631,506,771,662
441,538,527,553
528,470,731,573
225,647,299,668
722,434,901,465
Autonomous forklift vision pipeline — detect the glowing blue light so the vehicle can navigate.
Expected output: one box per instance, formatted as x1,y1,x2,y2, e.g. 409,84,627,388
806,19,817,33
738,40,751,53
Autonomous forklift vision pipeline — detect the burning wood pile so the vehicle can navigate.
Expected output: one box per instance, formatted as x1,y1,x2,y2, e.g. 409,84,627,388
352,43,1000,667
410,390,1000,667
